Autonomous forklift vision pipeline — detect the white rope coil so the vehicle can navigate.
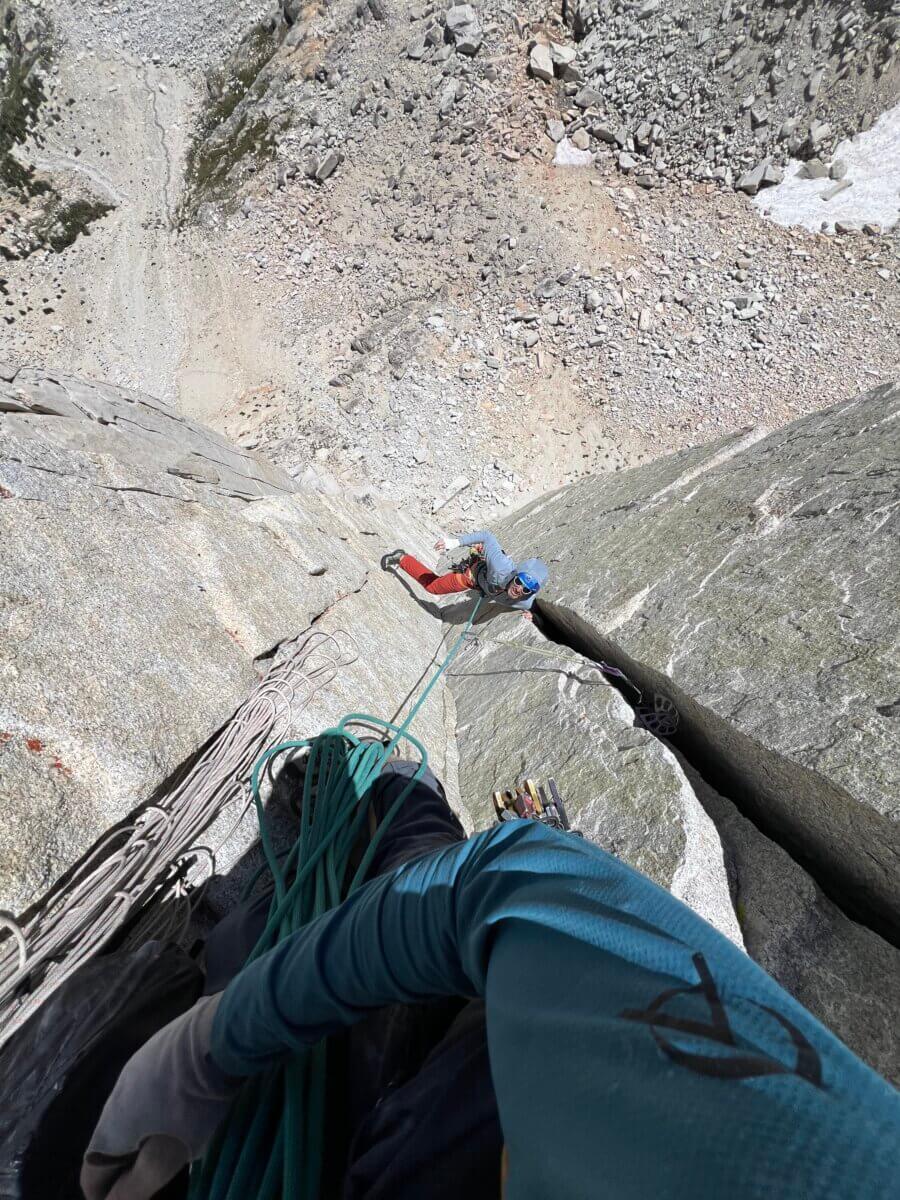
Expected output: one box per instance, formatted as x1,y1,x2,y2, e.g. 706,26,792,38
0,628,358,1047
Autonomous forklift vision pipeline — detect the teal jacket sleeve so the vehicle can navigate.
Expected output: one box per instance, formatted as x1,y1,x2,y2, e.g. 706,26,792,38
211,823,900,1200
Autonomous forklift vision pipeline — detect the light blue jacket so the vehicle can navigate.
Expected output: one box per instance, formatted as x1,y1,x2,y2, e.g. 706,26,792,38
457,530,548,610
212,822,900,1199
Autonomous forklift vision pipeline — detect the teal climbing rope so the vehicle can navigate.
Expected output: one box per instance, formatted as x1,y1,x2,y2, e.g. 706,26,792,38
187,597,483,1200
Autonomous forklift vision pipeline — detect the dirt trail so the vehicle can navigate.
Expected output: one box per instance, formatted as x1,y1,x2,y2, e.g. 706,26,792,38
4,30,290,414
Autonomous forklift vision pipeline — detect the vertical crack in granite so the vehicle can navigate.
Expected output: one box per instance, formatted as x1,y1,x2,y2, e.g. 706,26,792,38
533,599,900,949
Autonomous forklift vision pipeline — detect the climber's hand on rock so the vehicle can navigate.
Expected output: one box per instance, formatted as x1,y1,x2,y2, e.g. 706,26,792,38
81,993,238,1200
434,539,446,552
522,611,533,622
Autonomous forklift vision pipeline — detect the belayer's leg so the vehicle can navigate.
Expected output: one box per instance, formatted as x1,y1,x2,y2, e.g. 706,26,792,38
364,760,465,877
344,998,502,1200
340,763,500,1200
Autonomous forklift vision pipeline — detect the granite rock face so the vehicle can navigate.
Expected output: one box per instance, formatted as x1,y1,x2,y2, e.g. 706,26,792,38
481,382,899,1079
690,766,900,1083
496,385,900,935
0,367,454,916
450,623,742,945
3,367,898,1083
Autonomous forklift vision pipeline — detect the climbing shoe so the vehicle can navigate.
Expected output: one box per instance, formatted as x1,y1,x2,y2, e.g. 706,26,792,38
381,548,405,570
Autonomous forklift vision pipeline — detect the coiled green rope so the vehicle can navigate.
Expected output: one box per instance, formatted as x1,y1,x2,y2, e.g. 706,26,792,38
188,597,482,1200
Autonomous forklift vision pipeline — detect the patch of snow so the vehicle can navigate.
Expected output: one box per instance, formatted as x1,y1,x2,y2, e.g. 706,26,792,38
553,138,594,168
753,103,900,233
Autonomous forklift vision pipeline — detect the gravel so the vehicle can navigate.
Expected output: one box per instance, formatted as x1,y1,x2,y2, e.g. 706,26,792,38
3,0,899,527
49,0,263,72
564,0,900,191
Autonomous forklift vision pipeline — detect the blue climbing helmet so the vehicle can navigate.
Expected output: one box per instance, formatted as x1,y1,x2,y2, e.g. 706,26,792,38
513,558,549,595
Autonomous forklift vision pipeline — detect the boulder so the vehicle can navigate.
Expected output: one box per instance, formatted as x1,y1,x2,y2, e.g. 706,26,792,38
315,149,343,182
574,85,603,109
548,42,577,70
444,3,476,36
444,3,483,55
553,137,593,167
454,29,483,57
736,159,783,195
529,43,554,83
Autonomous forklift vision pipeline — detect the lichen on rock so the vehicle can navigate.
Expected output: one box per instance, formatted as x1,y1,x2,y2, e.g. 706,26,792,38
0,2,114,262
179,16,293,222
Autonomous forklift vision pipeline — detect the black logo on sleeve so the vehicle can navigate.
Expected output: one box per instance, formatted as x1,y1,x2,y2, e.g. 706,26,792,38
620,953,823,1088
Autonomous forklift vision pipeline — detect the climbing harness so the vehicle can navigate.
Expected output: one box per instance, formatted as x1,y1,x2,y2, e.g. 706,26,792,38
188,597,483,1200
449,547,483,590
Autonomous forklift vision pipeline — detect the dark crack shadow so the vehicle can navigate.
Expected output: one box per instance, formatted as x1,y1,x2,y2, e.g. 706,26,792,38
532,598,900,949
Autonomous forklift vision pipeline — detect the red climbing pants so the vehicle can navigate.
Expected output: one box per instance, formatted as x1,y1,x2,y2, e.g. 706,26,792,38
399,554,476,596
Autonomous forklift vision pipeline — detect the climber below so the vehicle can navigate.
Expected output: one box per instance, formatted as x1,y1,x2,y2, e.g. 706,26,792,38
381,530,548,620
